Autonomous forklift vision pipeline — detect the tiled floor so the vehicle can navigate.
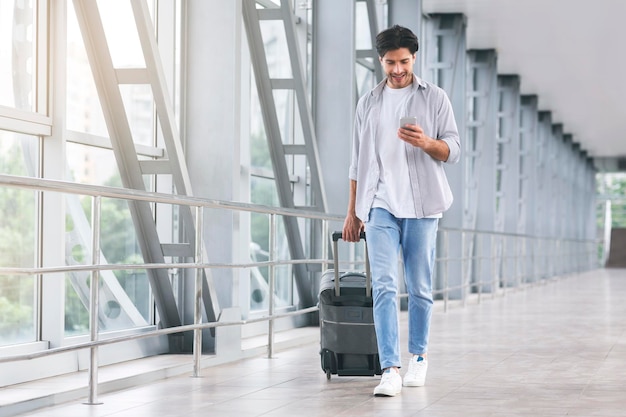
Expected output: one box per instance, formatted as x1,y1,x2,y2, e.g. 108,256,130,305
9,268,626,416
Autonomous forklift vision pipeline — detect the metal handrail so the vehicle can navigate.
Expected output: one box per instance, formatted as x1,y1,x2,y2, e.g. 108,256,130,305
0,173,601,403
0,174,340,220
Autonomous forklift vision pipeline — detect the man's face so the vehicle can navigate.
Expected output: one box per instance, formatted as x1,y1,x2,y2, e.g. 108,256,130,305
380,47,415,89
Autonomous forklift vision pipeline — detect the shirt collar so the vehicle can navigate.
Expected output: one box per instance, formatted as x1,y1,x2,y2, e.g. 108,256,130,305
372,73,426,97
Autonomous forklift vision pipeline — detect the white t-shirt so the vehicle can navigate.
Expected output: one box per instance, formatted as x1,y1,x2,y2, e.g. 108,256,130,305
372,84,442,219
372,85,417,218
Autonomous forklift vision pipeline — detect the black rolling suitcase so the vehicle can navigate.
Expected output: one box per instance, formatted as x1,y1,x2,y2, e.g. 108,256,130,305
319,231,381,380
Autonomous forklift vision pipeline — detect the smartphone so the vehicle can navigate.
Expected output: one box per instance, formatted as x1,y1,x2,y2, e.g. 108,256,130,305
399,116,417,129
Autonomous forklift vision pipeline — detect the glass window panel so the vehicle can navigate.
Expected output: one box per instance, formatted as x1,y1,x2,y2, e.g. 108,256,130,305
67,2,108,137
97,0,145,68
259,20,292,79
67,2,153,138
250,76,271,170
0,131,39,346
249,212,293,312
119,84,155,146
64,274,88,336
251,130,272,172
291,154,310,205
272,89,296,145
64,144,150,334
98,196,149,322
355,1,372,51
305,9,313,103
64,193,151,336
67,142,120,186
249,176,282,311
0,1,36,111
355,63,376,98
250,208,269,312
64,192,151,335
274,216,292,307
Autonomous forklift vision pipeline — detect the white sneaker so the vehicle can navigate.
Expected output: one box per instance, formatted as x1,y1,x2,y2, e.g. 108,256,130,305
403,355,428,387
373,368,402,397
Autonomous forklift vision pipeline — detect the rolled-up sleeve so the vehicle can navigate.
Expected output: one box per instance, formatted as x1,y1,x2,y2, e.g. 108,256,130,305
349,101,364,180
437,92,461,164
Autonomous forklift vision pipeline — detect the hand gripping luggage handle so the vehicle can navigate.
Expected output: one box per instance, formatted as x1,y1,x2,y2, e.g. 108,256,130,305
331,231,371,297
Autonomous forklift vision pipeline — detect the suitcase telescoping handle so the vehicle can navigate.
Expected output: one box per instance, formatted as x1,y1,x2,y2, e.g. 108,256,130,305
331,231,371,297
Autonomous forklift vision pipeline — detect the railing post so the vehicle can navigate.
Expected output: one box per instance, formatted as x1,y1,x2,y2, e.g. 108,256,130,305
555,238,560,278
527,237,538,287
267,213,276,358
321,220,329,273
541,237,550,284
515,236,520,288
524,236,529,285
443,230,449,313
491,234,497,299
477,232,482,304
500,236,504,290
193,205,204,377
461,230,467,307
86,196,102,405
543,237,552,284
536,237,541,282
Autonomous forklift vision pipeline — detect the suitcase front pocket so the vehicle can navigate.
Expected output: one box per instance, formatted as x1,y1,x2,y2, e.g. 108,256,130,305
345,307,363,321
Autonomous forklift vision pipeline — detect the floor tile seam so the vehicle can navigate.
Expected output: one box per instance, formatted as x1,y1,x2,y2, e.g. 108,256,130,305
386,388,450,415
228,385,314,417
211,377,320,406
577,340,619,399
429,349,518,407
90,400,151,417
39,377,208,417
213,370,306,385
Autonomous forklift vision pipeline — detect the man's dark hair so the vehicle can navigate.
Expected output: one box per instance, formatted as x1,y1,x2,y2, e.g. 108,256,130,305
375,25,419,58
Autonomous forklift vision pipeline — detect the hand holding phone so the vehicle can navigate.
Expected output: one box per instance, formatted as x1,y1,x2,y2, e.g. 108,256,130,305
400,116,417,130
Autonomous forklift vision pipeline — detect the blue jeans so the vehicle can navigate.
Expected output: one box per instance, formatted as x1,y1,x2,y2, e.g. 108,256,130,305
366,208,438,370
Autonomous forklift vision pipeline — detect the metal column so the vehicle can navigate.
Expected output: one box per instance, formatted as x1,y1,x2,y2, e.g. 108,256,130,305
313,0,355,224
467,49,498,293
423,13,466,299
520,95,538,283
496,75,521,287
536,111,553,278
563,134,576,242
551,124,565,274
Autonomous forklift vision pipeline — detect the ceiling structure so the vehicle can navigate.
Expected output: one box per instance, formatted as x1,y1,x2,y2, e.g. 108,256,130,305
422,0,626,168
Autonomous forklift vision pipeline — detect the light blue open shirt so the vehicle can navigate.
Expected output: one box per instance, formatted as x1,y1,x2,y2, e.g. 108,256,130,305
349,75,461,222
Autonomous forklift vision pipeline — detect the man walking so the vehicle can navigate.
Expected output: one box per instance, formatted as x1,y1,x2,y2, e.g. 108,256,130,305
342,24,460,397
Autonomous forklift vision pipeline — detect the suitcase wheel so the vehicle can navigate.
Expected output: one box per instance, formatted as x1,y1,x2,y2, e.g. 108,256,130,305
320,348,336,379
